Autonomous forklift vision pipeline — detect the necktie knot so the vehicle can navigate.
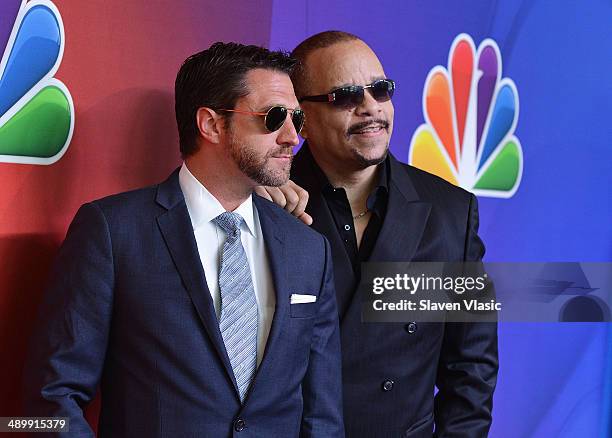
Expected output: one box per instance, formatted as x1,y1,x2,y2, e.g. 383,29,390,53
214,211,243,237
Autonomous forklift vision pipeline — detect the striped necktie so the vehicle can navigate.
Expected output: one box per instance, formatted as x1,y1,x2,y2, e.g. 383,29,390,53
213,211,258,403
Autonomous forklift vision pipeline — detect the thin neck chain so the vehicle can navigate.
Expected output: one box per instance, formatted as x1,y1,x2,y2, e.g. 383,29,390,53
352,209,370,220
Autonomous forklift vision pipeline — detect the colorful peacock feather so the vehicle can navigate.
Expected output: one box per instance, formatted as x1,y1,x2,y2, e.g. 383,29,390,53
409,33,522,198
0,0,74,165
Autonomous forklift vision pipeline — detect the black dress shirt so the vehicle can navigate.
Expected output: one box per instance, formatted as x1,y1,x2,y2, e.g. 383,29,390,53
310,156,390,275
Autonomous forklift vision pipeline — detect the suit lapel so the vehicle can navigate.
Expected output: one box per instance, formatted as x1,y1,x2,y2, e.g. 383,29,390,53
368,155,432,263
155,170,239,396
244,196,290,399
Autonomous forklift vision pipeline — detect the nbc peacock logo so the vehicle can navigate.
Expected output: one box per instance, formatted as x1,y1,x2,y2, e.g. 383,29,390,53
409,33,522,198
0,0,74,165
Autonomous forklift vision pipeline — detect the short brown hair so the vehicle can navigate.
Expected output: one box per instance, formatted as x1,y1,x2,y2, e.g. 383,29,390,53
290,30,360,98
175,42,296,157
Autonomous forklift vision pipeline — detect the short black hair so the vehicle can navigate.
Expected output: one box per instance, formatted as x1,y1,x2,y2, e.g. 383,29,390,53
175,42,297,157
291,30,360,98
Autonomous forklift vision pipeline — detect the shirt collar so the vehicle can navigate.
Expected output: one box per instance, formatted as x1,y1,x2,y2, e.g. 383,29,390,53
178,162,257,237
373,157,390,193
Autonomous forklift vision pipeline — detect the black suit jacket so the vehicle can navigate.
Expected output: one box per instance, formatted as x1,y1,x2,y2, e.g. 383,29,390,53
292,145,498,438
23,169,344,437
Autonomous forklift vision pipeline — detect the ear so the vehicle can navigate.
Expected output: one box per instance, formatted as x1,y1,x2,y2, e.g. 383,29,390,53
196,107,225,144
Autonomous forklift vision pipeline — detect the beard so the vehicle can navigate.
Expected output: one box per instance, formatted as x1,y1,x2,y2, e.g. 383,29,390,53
349,144,389,169
228,131,292,187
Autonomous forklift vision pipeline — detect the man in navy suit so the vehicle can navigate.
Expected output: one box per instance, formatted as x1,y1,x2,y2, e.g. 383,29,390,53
24,42,344,437
257,31,498,437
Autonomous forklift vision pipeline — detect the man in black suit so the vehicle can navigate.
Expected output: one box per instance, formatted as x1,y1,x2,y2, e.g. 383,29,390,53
257,31,498,437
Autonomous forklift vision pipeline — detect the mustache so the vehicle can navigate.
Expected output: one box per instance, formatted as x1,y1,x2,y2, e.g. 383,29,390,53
267,147,294,157
347,119,390,135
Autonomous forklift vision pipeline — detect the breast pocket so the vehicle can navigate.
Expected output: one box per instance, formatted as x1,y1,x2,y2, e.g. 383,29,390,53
290,301,318,318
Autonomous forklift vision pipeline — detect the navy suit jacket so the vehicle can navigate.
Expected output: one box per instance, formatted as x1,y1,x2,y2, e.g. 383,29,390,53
24,170,344,438
292,145,498,438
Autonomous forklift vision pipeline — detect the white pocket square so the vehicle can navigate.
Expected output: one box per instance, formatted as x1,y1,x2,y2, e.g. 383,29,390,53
290,294,317,304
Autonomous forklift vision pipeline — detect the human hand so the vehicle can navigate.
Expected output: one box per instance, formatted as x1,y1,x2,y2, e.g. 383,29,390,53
254,180,313,225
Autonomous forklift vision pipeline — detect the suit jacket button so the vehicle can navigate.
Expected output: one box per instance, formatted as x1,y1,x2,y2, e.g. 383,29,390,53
405,322,417,334
382,379,394,391
234,418,246,432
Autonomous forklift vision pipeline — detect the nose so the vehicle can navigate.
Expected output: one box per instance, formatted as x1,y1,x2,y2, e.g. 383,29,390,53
355,88,383,117
276,112,300,147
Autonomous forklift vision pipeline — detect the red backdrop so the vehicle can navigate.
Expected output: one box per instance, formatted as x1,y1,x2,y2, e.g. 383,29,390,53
0,0,274,425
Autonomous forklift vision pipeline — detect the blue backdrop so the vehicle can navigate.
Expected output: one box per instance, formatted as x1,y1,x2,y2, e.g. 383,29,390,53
269,1,612,436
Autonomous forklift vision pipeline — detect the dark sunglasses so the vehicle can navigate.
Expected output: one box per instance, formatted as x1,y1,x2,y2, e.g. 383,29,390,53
216,106,305,134
299,79,395,108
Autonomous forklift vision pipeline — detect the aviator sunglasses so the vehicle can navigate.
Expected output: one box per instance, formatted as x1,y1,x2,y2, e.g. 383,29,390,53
299,79,395,107
216,106,305,135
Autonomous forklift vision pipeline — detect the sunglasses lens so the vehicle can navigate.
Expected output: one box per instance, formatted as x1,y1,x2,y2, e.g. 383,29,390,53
292,110,305,134
333,86,364,107
265,106,288,132
371,80,394,102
